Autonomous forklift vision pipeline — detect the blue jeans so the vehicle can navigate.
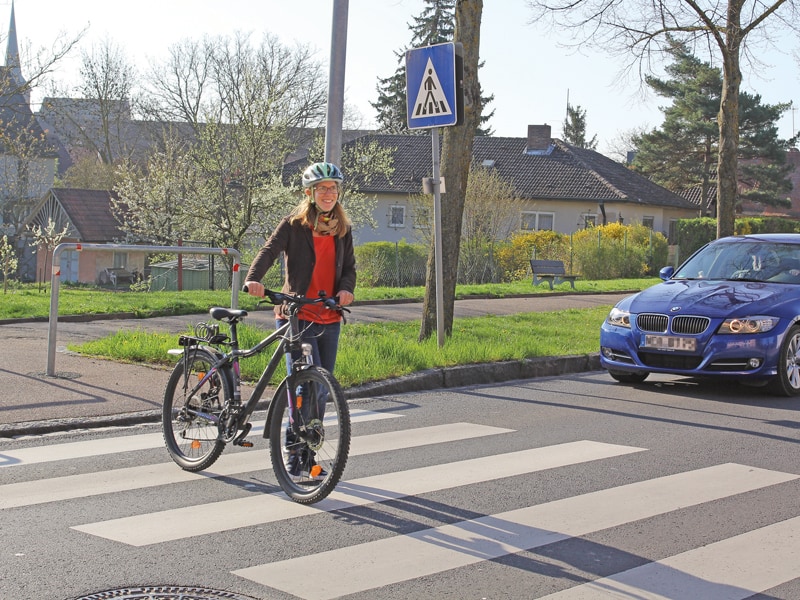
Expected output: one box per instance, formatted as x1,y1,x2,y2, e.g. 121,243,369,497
276,319,341,374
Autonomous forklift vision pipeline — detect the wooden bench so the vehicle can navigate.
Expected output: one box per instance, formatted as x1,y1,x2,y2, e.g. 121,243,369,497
530,259,579,290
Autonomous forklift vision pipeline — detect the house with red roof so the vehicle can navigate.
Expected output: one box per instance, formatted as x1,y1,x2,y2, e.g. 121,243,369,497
21,188,143,283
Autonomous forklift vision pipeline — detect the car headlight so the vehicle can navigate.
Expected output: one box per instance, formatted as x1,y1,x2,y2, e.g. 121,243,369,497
717,316,779,334
607,307,631,328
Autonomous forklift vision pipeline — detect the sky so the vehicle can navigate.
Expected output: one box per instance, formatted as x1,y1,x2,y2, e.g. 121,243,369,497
5,0,800,157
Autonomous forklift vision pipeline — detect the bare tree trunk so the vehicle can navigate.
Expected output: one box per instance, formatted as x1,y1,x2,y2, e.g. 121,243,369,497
716,2,743,239
419,0,483,341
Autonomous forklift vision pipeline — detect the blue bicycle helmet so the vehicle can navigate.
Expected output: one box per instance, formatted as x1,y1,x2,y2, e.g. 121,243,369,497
302,162,344,188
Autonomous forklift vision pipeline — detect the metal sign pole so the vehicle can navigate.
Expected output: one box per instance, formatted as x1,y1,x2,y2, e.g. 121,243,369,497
431,128,445,348
324,0,348,165
406,42,462,349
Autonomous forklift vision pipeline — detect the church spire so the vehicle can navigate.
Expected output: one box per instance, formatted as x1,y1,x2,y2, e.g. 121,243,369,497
5,0,28,101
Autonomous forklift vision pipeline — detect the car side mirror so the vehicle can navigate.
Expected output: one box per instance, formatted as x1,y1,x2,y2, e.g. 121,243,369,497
659,266,674,281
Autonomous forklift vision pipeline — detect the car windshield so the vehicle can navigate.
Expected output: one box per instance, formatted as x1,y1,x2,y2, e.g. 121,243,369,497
673,241,800,283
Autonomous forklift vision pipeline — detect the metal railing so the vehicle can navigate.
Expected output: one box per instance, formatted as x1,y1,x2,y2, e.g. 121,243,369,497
47,243,242,376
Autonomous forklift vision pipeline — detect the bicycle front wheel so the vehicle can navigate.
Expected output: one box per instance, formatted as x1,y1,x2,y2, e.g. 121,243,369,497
162,347,230,471
268,366,350,504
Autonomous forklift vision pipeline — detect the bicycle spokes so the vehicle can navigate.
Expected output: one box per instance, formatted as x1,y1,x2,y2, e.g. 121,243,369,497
269,367,350,504
162,349,227,472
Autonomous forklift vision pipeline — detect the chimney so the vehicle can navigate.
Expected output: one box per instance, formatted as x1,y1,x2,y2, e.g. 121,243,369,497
526,124,551,154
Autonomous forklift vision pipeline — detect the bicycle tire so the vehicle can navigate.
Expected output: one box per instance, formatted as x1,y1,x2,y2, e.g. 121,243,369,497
162,347,231,471
267,366,350,504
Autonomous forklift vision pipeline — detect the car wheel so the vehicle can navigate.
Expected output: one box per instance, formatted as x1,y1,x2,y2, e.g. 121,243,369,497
768,324,800,396
608,370,649,383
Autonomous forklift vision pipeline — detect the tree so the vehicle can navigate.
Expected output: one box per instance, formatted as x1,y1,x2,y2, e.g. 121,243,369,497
111,132,197,245
41,37,147,191
562,104,598,149
0,234,17,293
56,155,117,190
632,41,793,213
419,0,484,342
372,0,494,135
526,0,800,239
114,33,328,254
411,163,524,282
76,38,137,165
27,217,68,287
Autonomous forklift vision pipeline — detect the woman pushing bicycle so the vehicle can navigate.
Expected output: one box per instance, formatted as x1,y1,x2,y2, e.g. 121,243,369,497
244,161,356,477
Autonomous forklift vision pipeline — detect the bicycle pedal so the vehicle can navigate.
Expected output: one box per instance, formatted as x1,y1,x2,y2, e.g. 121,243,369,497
232,423,253,447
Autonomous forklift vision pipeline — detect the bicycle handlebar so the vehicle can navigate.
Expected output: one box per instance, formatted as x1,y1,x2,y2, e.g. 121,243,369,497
242,284,348,313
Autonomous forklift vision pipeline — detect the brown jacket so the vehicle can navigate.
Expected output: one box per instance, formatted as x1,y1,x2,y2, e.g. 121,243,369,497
245,216,356,299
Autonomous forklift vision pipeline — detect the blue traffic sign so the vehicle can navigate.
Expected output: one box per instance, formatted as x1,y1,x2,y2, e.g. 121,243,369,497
406,42,460,129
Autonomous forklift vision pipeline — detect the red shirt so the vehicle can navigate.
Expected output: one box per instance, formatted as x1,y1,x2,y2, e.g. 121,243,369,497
299,235,340,324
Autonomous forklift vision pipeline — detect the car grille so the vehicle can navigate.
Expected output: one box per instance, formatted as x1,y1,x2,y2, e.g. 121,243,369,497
636,313,710,335
637,313,667,332
672,316,710,334
639,352,703,369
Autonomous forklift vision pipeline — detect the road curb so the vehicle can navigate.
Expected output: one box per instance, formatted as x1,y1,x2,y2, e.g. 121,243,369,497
0,353,602,438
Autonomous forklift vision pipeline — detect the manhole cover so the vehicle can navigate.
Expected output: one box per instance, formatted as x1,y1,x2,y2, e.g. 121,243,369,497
72,586,259,600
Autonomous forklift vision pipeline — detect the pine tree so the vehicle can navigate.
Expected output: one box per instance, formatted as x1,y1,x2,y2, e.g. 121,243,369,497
371,0,493,135
632,40,794,213
562,104,597,149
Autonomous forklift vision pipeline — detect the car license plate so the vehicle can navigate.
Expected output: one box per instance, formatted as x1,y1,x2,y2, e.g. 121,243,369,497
644,334,696,352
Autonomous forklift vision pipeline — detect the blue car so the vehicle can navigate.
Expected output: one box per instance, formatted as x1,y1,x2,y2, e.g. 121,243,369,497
600,234,800,396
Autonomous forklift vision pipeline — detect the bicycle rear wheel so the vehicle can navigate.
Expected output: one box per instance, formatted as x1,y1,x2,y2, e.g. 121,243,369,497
162,348,230,471
268,366,350,504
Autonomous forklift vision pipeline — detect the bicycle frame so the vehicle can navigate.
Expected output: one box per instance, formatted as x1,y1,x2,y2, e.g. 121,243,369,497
177,307,310,442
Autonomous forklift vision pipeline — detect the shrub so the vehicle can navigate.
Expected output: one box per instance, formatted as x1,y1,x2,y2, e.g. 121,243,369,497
495,230,571,281
571,223,668,279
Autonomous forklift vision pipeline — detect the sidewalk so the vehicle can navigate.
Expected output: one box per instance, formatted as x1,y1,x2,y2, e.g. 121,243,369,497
0,292,629,437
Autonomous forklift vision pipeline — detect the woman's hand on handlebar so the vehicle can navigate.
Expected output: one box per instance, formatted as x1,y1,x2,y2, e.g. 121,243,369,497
336,290,354,306
243,281,265,298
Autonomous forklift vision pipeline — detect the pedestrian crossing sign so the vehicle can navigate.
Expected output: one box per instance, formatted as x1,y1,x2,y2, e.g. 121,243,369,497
406,42,463,129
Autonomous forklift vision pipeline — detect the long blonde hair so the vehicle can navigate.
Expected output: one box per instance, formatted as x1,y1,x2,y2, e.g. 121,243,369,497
289,191,351,238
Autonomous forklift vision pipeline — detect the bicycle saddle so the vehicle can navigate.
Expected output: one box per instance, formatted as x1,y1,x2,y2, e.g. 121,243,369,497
209,307,249,321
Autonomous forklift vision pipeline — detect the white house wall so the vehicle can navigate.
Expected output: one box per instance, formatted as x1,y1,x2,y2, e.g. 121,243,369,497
353,193,699,245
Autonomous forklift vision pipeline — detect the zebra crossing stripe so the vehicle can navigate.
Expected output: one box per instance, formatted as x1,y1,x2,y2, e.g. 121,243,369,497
72,440,644,546
231,463,798,600
539,515,800,599
0,408,397,468
0,422,509,510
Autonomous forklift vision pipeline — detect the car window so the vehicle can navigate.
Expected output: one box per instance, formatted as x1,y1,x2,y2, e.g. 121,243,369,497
674,242,800,282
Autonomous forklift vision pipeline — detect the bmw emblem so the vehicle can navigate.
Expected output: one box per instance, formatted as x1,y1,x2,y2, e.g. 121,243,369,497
670,306,681,312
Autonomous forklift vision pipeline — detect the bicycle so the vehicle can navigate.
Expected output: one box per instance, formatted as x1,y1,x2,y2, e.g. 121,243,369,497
161,287,351,504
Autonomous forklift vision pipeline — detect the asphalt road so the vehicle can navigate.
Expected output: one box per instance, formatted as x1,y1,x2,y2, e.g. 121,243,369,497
2,371,798,599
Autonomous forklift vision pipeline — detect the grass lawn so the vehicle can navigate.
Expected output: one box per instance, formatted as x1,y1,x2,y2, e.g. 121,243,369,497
13,277,655,388
0,278,654,320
